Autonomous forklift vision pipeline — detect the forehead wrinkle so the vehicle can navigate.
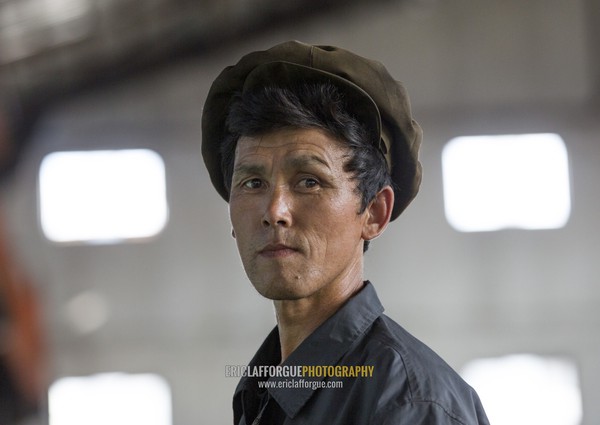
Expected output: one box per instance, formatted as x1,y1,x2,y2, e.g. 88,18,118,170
285,153,332,171
234,129,342,176
233,154,331,177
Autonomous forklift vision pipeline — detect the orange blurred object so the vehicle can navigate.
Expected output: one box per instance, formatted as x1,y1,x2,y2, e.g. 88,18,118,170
0,206,46,420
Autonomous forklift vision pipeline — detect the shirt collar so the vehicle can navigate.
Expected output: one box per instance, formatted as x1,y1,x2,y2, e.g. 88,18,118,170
234,281,384,419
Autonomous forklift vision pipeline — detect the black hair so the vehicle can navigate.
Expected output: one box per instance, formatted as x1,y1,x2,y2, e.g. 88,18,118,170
221,82,391,251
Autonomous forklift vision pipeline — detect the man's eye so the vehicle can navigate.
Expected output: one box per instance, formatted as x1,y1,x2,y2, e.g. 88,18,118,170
299,178,319,189
243,178,263,189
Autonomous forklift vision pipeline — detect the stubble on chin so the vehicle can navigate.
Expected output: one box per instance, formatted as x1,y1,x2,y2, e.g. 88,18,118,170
248,271,308,301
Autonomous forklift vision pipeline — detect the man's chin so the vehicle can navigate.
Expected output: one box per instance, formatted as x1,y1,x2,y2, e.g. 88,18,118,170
252,282,311,301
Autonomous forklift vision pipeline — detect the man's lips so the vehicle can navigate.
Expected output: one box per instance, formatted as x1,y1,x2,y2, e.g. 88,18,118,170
258,243,299,258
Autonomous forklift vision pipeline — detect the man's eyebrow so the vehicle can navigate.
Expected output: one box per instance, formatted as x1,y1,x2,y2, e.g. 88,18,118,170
286,154,332,170
232,163,266,177
233,154,332,178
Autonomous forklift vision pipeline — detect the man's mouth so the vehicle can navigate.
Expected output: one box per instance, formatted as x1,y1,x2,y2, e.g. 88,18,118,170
258,243,299,258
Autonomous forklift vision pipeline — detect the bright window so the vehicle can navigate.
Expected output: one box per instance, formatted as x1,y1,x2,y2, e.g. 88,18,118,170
39,149,168,244
442,133,571,232
461,354,582,425
49,373,172,425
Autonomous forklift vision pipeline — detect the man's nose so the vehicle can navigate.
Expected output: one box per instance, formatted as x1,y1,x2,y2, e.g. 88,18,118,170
262,185,292,228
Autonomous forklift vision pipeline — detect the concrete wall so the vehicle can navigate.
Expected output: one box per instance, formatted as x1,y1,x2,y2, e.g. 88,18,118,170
3,0,598,423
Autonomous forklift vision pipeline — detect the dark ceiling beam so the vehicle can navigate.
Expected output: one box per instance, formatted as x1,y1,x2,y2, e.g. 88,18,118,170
0,0,394,100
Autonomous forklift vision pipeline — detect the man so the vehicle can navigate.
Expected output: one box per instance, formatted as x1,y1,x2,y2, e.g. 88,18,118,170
202,41,489,424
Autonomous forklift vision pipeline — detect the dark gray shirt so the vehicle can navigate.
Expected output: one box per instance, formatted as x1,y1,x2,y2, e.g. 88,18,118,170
233,282,489,424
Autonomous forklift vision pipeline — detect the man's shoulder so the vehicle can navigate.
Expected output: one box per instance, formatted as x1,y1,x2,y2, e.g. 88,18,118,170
350,314,488,424
360,314,467,389
361,315,447,358
367,315,452,366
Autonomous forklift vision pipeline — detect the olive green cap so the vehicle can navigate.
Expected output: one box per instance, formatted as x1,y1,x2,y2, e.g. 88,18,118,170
201,40,422,220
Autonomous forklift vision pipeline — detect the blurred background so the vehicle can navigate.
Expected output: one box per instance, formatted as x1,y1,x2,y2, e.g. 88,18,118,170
0,0,598,424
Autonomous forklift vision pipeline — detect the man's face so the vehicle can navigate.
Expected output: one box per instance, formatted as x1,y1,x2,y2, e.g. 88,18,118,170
229,127,369,301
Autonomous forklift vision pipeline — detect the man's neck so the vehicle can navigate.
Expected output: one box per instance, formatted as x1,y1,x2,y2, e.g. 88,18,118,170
273,277,365,362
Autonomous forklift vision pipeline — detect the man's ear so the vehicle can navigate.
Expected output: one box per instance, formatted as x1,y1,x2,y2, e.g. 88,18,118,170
362,186,394,242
